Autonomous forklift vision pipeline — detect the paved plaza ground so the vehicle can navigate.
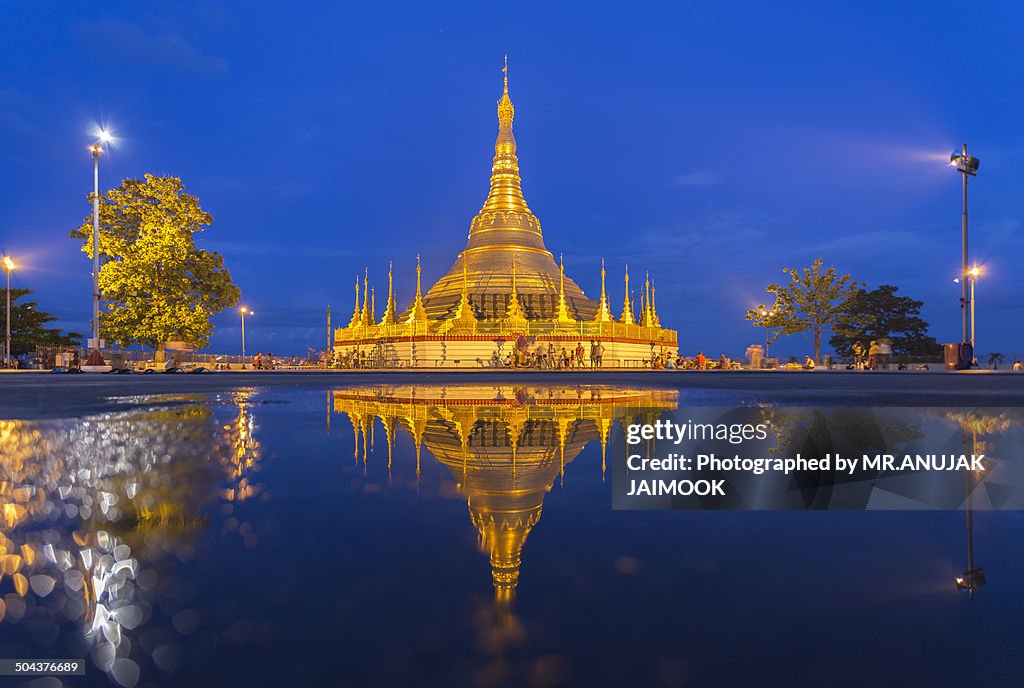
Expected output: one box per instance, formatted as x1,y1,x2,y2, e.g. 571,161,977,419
1,369,1022,419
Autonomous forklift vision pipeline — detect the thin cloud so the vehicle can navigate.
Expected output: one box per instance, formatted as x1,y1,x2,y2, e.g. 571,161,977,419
673,171,722,187
80,20,228,75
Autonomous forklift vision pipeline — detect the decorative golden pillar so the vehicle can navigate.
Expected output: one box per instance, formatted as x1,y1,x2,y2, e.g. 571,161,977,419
361,269,371,327
552,254,575,325
594,258,614,323
504,256,527,327
620,264,635,325
348,276,361,328
451,259,479,331
405,255,428,324
381,261,397,325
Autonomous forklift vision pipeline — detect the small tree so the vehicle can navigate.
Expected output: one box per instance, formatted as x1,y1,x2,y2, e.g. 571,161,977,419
71,174,240,359
988,352,1005,370
830,284,942,360
0,288,82,355
746,258,861,363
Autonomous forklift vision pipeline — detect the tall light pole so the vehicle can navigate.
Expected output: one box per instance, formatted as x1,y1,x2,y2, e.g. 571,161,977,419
89,129,112,355
3,256,14,367
240,307,252,362
950,145,979,358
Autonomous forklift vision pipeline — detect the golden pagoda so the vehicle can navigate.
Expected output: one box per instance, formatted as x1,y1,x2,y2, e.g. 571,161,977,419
331,384,679,609
333,60,678,367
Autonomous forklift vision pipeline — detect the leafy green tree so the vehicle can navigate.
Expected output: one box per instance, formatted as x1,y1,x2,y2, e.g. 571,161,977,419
0,288,82,355
71,174,240,358
830,284,942,359
746,258,861,363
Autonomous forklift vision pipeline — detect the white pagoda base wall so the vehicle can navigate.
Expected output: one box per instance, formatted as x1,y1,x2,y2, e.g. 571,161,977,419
334,335,677,369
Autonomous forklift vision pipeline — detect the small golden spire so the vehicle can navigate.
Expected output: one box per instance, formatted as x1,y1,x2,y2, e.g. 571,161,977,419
594,258,614,323
651,279,660,327
552,253,574,325
348,276,361,328
361,268,370,326
505,254,527,323
620,264,635,325
370,287,376,324
452,256,479,329
640,272,653,327
406,254,428,323
381,260,397,325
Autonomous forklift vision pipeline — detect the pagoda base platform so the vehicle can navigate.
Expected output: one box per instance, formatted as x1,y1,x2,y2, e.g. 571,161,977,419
333,333,678,369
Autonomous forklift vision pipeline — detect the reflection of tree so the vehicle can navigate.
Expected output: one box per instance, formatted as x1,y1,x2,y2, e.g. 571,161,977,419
764,407,924,460
0,390,265,683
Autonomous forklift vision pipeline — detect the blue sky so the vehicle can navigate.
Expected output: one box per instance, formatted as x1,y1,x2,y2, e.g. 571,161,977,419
1,1,1022,358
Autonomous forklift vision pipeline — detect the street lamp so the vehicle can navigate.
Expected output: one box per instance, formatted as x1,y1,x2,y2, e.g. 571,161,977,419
954,264,981,364
949,145,979,363
240,307,252,363
758,304,774,368
89,128,113,358
3,256,13,367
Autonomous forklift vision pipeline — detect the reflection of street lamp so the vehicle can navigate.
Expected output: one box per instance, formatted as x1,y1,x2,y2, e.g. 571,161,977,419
89,129,113,355
240,307,252,362
3,256,14,367
956,428,986,600
949,145,979,353
758,304,774,367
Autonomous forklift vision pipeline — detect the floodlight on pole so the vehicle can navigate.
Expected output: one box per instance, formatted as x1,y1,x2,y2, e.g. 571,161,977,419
949,144,979,364
88,127,114,357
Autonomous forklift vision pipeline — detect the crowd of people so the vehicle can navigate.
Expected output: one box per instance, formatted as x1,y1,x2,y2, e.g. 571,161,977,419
491,340,608,369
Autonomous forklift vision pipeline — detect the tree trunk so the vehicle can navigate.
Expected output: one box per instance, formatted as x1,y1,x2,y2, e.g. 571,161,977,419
813,328,821,364
155,341,165,364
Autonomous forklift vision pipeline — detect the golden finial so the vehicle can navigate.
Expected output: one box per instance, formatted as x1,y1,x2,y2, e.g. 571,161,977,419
505,254,526,323
361,268,370,326
641,271,652,326
651,279,660,327
381,260,397,325
370,287,376,324
497,56,514,126
594,257,614,323
553,253,574,325
406,254,428,323
452,255,478,329
349,276,361,328
620,264,635,325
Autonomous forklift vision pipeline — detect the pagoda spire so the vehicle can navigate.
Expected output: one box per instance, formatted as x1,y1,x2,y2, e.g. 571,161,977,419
361,269,370,326
452,257,478,329
348,276,361,328
594,258,614,323
381,261,397,325
640,272,653,326
553,254,574,325
651,279,660,327
406,255,428,323
620,265,635,325
463,55,550,256
505,255,527,323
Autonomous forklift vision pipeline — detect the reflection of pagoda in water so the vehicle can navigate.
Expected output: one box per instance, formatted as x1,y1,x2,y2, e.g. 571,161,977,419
333,385,678,607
